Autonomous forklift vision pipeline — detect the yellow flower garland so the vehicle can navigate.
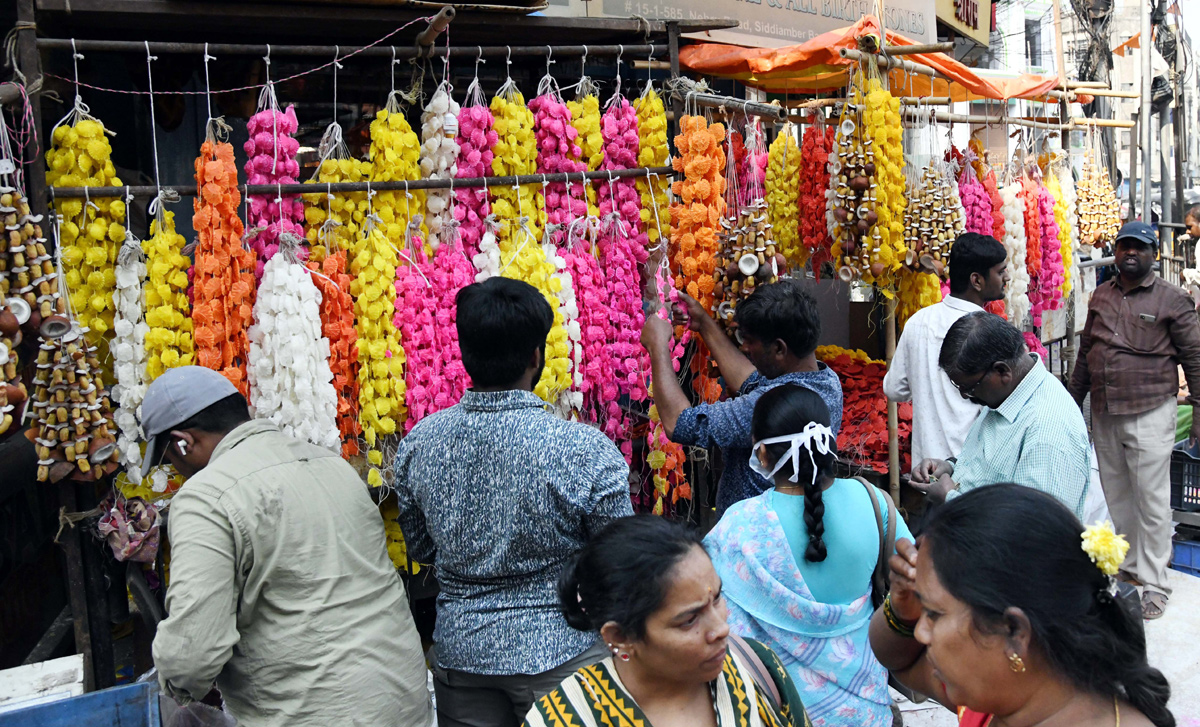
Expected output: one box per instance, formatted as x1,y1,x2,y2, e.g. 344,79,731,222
863,75,907,293
766,129,803,268
143,211,195,380
47,119,126,358
568,93,603,218
634,88,672,252
897,268,943,328
369,107,425,249
490,90,545,249
1044,171,1074,298
350,218,407,485
305,157,370,260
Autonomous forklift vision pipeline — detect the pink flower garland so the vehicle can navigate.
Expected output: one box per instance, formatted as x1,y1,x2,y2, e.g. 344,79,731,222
562,230,620,439
1031,184,1065,326
959,166,995,237
1024,331,1049,364
453,106,497,258
530,93,587,246
243,105,306,279
597,98,649,458
738,123,768,204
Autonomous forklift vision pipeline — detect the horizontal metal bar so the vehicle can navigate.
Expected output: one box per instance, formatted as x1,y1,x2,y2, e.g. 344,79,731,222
47,166,676,200
1078,256,1115,269
37,38,665,59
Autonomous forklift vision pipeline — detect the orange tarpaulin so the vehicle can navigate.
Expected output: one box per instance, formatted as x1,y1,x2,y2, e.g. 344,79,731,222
680,16,1067,103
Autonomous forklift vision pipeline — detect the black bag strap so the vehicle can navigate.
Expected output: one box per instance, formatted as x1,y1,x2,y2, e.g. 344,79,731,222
856,477,896,608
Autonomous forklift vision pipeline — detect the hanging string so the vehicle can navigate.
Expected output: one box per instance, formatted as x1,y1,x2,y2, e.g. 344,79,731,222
43,16,434,98
203,43,214,126
332,46,342,123
144,42,171,223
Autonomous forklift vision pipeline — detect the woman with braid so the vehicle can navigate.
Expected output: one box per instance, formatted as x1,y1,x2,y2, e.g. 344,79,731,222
705,385,912,727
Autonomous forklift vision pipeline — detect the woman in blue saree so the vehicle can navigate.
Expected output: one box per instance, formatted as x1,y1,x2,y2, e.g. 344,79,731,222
705,385,913,727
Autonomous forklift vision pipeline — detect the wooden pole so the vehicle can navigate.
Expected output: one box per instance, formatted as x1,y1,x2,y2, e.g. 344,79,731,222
57,482,94,692
885,296,900,505
16,0,46,220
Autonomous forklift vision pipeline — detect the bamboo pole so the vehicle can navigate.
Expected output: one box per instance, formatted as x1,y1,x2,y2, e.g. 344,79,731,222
885,296,900,505
688,93,786,120
1071,117,1136,128
839,48,949,81
883,42,956,56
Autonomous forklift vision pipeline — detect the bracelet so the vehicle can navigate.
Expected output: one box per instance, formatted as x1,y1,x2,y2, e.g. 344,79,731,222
883,593,917,639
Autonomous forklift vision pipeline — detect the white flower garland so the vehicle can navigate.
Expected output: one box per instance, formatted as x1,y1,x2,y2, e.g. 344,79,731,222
247,247,341,451
1000,183,1032,327
419,82,461,252
111,232,149,478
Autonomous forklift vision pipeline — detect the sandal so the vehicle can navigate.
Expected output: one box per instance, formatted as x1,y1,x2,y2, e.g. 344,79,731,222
1141,590,1168,621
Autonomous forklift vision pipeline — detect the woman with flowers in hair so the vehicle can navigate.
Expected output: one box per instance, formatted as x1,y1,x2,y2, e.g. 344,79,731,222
871,483,1174,727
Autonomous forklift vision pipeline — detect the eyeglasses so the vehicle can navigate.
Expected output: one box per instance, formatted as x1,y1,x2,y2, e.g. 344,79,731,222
951,370,989,400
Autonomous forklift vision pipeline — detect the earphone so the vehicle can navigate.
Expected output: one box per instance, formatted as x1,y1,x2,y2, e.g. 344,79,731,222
177,440,189,456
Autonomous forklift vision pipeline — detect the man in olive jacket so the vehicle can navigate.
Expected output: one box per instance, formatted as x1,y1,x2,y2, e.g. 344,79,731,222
146,366,430,727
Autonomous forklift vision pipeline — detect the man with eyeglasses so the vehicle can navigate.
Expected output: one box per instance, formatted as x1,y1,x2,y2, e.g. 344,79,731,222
909,312,1091,518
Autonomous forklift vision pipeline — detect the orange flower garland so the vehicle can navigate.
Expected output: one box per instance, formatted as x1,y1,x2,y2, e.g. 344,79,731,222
192,139,254,396
306,251,360,458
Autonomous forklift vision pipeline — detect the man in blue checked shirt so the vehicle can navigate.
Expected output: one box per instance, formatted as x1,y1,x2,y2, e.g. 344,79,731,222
642,279,843,518
392,277,632,727
910,311,1091,518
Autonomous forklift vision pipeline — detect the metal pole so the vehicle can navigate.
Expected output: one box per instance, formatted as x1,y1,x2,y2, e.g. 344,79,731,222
1130,111,1139,219
1174,46,1187,231
1160,109,1174,256
38,38,663,59
885,296,900,505
47,165,676,200
1141,0,1153,222
667,21,683,143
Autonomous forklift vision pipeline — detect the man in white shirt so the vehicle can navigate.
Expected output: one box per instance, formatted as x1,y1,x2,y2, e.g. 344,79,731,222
883,232,1010,466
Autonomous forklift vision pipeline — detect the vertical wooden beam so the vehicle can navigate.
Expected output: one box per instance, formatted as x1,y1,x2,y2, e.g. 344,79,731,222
76,482,115,690
885,296,900,505
57,482,94,692
15,0,47,220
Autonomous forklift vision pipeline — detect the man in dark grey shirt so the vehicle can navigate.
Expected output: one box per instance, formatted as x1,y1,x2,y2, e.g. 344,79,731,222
393,277,632,727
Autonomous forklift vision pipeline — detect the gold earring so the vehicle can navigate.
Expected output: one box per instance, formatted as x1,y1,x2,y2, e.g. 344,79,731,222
1008,653,1026,673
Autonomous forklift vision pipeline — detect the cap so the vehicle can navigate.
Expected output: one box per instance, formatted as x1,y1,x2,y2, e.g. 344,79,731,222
1115,221,1158,248
139,366,237,479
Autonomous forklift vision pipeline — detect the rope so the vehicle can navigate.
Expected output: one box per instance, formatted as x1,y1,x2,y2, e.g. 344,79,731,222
41,16,432,97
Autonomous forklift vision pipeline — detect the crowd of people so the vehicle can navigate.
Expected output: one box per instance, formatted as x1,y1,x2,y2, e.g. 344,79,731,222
137,221,1192,727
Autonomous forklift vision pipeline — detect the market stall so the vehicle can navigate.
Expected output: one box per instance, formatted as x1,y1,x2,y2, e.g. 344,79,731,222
0,2,1132,696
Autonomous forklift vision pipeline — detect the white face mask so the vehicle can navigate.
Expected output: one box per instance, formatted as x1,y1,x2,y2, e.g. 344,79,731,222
749,422,835,487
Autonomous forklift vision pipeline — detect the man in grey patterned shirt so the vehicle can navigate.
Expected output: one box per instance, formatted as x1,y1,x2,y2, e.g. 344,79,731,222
393,277,632,727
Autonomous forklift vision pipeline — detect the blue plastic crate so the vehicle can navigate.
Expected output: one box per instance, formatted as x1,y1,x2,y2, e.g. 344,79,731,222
1172,539,1200,577
0,682,159,727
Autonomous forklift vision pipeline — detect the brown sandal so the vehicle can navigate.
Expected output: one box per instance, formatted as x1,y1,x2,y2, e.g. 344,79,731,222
1141,590,1168,620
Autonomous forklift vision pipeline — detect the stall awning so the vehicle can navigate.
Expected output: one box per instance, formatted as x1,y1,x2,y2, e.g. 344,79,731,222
679,16,1066,103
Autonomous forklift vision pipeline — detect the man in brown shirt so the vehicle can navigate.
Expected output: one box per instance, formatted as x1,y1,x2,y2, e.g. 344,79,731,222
1069,221,1200,619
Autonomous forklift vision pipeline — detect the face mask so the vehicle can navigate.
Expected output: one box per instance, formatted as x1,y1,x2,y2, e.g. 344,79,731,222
749,422,835,487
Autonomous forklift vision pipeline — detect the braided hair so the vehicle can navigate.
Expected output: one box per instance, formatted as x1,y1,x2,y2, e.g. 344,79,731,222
751,384,837,562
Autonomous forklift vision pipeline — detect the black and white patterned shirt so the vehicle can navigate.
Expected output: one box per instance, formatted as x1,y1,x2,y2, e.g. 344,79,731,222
392,389,633,675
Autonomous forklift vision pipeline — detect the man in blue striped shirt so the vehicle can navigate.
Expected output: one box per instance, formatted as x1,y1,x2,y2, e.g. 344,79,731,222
910,312,1091,518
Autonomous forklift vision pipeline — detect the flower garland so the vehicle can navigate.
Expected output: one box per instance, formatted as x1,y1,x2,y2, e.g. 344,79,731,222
999,183,1032,326
394,248,441,431
1045,169,1074,299
766,128,803,269
370,97,425,248
597,97,650,417
959,162,995,237
491,83,545,252
544,236,582,415
305,157,370,261
801,116,835,273
111,230,147,478
47,117,126,356
247,243,340,451
453,76,497,258
897,268,943,329
562,218,618,436
670,115,726,404
143,211,194,381
567,84,604,218
815,345,913,474
634,86,672,256
307,250,360,457
644,258,691,516
1081,521,1131,577
193,138,254,396
530,80,586,246
244,102,305,278
738,120,768,204
420,81,461,252
351,212,407,485
1024,331,1049,364
1031,179,1065,326
1019,174,1043,278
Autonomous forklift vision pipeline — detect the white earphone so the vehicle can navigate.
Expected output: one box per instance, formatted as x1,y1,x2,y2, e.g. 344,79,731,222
177,440,189,456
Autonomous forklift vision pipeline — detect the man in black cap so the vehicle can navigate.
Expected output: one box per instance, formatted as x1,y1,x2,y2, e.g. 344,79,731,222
1069,221,1200,620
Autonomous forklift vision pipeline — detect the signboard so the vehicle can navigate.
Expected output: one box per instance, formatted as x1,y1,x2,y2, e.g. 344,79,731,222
599,0,937,48
935,0,992,46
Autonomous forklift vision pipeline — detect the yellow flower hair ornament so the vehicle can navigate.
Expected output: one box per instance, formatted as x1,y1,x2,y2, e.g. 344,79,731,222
1081,520,1130,579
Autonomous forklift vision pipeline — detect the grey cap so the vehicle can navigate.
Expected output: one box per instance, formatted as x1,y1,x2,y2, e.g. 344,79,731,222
140,366,237,479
